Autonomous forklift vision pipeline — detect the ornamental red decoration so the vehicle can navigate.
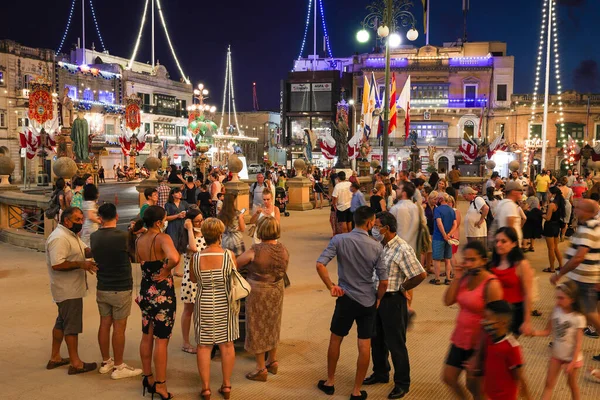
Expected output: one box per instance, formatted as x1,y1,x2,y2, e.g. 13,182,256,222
124,94,141,131
28,77,54,125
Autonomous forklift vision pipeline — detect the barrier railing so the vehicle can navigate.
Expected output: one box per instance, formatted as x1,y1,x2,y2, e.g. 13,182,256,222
0,189,52,251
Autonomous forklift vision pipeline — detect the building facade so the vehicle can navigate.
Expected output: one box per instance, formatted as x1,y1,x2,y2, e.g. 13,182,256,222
0,40,55,183
230,111,280,164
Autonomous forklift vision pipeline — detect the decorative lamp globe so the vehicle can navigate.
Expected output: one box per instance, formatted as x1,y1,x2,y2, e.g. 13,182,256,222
485,160,496,170
293,158,306,175
356,29,370,43
377,25,389,38
508,160,520,172
370,160,380,169
407,28,419,41
388,33,402,48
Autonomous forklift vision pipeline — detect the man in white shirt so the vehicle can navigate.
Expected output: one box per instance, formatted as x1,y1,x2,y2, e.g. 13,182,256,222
332,171,353,233
485,171,499,191
462,187,490,249
494,181,524,242
389,182,420,254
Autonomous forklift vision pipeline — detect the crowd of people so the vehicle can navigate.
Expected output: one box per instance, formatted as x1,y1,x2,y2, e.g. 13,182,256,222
42,162,600,399
317,165,599,399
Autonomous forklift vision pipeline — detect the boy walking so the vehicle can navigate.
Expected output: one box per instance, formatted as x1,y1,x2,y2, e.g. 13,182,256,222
90,203,142,379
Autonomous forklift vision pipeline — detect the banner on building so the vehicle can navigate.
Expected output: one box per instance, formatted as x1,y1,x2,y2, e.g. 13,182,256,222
28,77,54,125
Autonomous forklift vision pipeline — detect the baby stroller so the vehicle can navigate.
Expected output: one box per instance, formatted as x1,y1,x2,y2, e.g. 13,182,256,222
275,186,290,217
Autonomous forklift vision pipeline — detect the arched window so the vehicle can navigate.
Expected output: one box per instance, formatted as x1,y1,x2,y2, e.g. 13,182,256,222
438,156,449,173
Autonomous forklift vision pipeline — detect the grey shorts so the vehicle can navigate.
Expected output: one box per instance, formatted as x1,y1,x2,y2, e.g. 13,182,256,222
432,240,452,260
574,281,599,315
54,298,83,335
97,290,133,320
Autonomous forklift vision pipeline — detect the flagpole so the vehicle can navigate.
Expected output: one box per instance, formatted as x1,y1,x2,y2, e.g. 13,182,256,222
382,0,393,172
541,1,552,170
425,0,430,46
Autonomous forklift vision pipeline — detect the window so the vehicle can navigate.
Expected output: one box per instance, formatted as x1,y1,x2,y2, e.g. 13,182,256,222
65,85,77,100
555,123,585,146
312,83,332,112
496,84,507,102
154,122,176,137
0,110,6,128
595,124,600,141
495,123,505,136
83,89,94,101
18,118,29,127
0,71,4,85
23,75,34,90
411,83,449,101
144,123,151,135
529,123,542,138
105,124,115,135
99,91,115,104
289,117,310,143
464,84,477,100
463,120,475,138
154,94,177,116
138,92,150,105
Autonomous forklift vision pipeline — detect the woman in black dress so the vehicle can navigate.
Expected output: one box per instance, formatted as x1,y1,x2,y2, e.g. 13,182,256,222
522,186,543,252
370,182,387,213
136,206,180,400
542,186,565,273
313,168,325,209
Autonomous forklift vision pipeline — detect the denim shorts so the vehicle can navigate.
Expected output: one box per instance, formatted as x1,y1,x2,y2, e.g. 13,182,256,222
432,240,452,260
574,281,599,314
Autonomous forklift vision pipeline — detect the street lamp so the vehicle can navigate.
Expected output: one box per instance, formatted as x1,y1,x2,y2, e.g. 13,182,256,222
348,99,357,135
357,0,417,171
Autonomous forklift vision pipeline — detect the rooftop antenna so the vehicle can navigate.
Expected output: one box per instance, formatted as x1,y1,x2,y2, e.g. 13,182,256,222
253,82,260,112
219,46,242,134
462,0,469,43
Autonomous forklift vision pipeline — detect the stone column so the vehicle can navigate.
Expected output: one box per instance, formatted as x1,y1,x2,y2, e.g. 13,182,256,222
224,155,249,216
287,159,313,211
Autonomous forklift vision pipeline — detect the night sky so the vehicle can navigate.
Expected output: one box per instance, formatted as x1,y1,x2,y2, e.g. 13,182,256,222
1,0,599,111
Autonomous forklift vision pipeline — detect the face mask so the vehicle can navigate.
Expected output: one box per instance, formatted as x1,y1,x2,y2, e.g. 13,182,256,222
372,226,384,242
158,222,167,232
69,223,83,234
481,320,501,341
193,227,202,233
466,267,482,277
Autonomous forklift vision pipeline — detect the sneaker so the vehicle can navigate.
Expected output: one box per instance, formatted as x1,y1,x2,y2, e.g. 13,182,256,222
98,358,114,374
584,327,599,339
110,363,143,380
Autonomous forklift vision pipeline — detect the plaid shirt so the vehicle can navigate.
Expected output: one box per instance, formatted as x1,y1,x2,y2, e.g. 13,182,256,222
157,183,171,209
381,235,425,292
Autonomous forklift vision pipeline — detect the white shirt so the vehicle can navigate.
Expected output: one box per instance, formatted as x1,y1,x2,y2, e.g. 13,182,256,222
332,181,352,211
551,307,586,362
485,179,496,190
45,224,88,303
465,196,487,238
495,199,522,242
390,199,420,254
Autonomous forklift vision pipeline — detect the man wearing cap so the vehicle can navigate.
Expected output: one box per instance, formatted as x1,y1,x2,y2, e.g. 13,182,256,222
494,181,525,242
463,187,490,248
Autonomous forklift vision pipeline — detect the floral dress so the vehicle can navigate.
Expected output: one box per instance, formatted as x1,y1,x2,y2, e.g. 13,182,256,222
136,234,176,339
181,234,207,303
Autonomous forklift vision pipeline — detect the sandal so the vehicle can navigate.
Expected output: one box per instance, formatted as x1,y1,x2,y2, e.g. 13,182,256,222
218,384,231,399
429,278,441,285
587,369,600,383
265,361,279,375
542,268,555,273
46,357,70,370
531,310,542,317
201,388,211,400
245,368,267,382
182,345,197,354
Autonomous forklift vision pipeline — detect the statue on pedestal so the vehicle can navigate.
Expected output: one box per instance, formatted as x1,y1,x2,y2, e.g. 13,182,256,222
409,131,421,172
332,100,350,169
59,87,74,129
71,113,90,162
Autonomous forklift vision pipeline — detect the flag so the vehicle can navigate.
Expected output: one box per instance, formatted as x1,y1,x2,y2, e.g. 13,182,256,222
19,130,39,159
487,133,506,159
372,72,382,108
388,72,397,135
184,138,196,157
460,133,478,164
348,129,361,160
376,115,384,140
398,75,411,139
362,75,376,139
422,0,428,32
319,130,337,159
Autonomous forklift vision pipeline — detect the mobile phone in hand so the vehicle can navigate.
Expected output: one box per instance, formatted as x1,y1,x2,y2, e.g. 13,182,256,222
240,208,247,215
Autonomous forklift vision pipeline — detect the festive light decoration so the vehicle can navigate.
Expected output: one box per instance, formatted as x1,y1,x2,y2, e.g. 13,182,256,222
318,0,333,58
296,0,313,61
155,0,190,84
56,0,77,54
128,0,150,71
57,61,122,79
56,0,106,54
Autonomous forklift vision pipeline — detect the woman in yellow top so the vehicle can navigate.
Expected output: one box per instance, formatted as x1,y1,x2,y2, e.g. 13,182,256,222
277,171,287,189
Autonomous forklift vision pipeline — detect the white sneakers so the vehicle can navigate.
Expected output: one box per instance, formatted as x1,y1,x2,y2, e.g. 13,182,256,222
110,363,143,380
99,358,114,374
98,358,142,379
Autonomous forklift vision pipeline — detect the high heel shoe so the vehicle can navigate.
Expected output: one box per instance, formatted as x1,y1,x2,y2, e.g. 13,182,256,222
142,374,155,396
201,388,211,400
218,385,231,399
245,368,267,382
265,361,279,375
152,381,174,400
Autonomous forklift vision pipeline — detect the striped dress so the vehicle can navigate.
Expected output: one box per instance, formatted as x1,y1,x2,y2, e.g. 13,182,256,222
565,218,600,284
192,250,239,345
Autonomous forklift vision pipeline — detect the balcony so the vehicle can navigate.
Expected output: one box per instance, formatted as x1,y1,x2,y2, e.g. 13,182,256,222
368,137,462,147
141,104,188,118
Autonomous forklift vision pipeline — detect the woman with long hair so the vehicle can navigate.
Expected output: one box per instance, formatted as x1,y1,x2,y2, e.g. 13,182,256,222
180,209,207,354
429,171,440,190
384,179,395,209
490,227,534,336
436,178,448,193
542,186,565,273
190,218,239,400
136,206,180,400
237,217,289,382
218,193,246,256
313,168,325,209
442,241,503,399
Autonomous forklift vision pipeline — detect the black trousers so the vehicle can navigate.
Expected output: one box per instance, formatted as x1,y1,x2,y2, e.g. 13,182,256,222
371,292,410,390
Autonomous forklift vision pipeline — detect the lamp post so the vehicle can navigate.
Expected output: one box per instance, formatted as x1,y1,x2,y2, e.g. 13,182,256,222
356,0,417,172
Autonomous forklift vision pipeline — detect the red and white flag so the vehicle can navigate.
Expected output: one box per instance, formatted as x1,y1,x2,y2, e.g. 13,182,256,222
319,130,337,159
398,75,411,139
19,130,39,159
348,129,361,160
460,136,478,164
184,138,196,156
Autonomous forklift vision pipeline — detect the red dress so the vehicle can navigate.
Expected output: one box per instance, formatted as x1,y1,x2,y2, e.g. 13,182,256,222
490,266,524,304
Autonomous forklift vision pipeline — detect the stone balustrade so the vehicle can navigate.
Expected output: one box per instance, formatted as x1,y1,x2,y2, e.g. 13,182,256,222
0,189,52,251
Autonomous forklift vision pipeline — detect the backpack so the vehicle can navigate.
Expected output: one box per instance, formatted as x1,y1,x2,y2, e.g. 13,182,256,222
45,190,61,219
482,198,495,227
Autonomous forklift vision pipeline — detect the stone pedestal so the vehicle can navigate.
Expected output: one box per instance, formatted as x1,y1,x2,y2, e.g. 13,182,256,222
224,181,249,217
56,129,74,159
287,177,314,211
358,161,370,177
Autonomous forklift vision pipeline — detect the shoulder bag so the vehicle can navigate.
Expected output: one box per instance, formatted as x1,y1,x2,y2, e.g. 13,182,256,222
227,250,251,301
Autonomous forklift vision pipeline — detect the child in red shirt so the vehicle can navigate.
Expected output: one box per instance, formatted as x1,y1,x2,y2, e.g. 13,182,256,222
474,300,531,400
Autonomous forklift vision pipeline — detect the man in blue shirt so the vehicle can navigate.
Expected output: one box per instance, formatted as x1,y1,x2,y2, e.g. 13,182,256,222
316,206,389,400
431,192,457,285
350,182,367,229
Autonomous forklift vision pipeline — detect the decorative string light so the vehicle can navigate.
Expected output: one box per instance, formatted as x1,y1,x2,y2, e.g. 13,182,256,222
89,0,106,52
551,0,569,165
127,0,150,70
318,0,333,58
56,0,77,54
296,0,313,63
155,0,190,84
